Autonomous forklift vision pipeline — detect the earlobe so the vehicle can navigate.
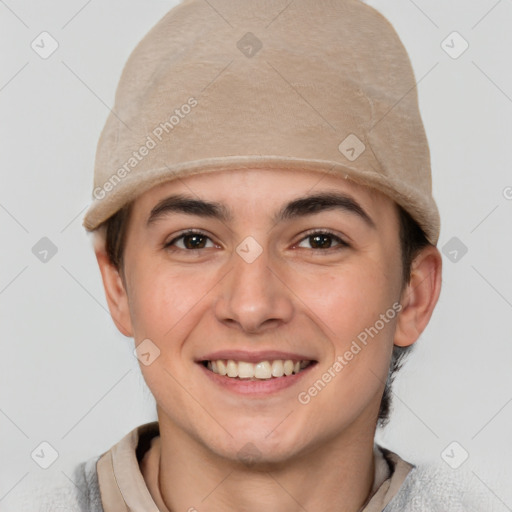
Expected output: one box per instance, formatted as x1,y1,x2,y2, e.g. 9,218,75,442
95,248,133,337
394,245,442,347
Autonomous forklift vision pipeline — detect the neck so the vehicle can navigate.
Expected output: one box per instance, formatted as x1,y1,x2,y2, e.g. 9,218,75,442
144,413,378,512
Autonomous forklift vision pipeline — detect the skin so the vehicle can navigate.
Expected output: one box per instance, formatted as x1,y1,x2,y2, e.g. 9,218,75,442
95,168,442,512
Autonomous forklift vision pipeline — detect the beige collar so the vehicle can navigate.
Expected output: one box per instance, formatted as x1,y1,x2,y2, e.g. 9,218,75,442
96,421,413,512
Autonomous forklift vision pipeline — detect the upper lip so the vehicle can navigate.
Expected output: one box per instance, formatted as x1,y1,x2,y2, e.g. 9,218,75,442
197,350,317,364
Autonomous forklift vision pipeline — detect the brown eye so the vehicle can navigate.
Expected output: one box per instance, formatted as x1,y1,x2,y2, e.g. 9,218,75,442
165,231,215,250
297,231,349,250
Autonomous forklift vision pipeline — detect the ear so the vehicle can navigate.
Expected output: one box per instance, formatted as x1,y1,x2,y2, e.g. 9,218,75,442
394,245,442,347
95,246,133,337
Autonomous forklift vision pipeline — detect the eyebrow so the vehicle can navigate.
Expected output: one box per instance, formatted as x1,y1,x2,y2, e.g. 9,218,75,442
147,192,375,228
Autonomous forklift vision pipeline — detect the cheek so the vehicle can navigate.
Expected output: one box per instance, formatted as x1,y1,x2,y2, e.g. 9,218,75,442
125,259,218,350
295,257,399,396
125,262,209,401
295,257,398,338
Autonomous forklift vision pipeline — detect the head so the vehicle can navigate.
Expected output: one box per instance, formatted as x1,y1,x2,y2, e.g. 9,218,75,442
85,0,443,464
91,167,442,464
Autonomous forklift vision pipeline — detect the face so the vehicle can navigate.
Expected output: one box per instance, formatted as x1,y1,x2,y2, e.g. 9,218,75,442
110,168,408,463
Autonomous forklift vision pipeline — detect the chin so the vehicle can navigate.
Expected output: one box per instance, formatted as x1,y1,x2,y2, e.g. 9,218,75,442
196,417,315,468
212,439,304,469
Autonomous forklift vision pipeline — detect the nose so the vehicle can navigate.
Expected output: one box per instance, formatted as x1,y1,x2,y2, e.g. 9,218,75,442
213,243,294,334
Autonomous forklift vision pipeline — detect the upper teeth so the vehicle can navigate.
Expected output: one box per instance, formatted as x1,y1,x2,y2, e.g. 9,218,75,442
206,359,310,379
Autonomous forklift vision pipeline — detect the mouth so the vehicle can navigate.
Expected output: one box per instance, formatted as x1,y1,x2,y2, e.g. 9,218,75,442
201,358,315,380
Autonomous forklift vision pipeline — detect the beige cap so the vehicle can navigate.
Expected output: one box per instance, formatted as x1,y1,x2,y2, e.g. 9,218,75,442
83,0,440,245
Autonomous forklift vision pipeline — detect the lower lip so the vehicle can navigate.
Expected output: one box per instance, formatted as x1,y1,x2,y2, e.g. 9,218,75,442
199,363,316,396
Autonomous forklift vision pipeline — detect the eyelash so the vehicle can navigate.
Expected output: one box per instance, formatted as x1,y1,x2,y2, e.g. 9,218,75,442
164,229,350,252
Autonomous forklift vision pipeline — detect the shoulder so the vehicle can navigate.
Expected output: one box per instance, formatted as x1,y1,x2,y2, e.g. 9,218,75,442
384,461,495,512
3,455,103,512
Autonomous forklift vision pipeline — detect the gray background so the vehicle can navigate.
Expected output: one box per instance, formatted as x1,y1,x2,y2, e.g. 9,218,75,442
1,0,511,507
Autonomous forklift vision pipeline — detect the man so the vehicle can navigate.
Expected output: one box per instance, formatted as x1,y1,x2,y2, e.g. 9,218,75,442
17,0,491,510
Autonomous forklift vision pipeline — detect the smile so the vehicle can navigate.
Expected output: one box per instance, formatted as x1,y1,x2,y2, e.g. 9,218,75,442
203,359,313,380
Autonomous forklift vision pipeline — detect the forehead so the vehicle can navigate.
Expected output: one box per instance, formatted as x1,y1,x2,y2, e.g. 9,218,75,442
132,167,393,218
